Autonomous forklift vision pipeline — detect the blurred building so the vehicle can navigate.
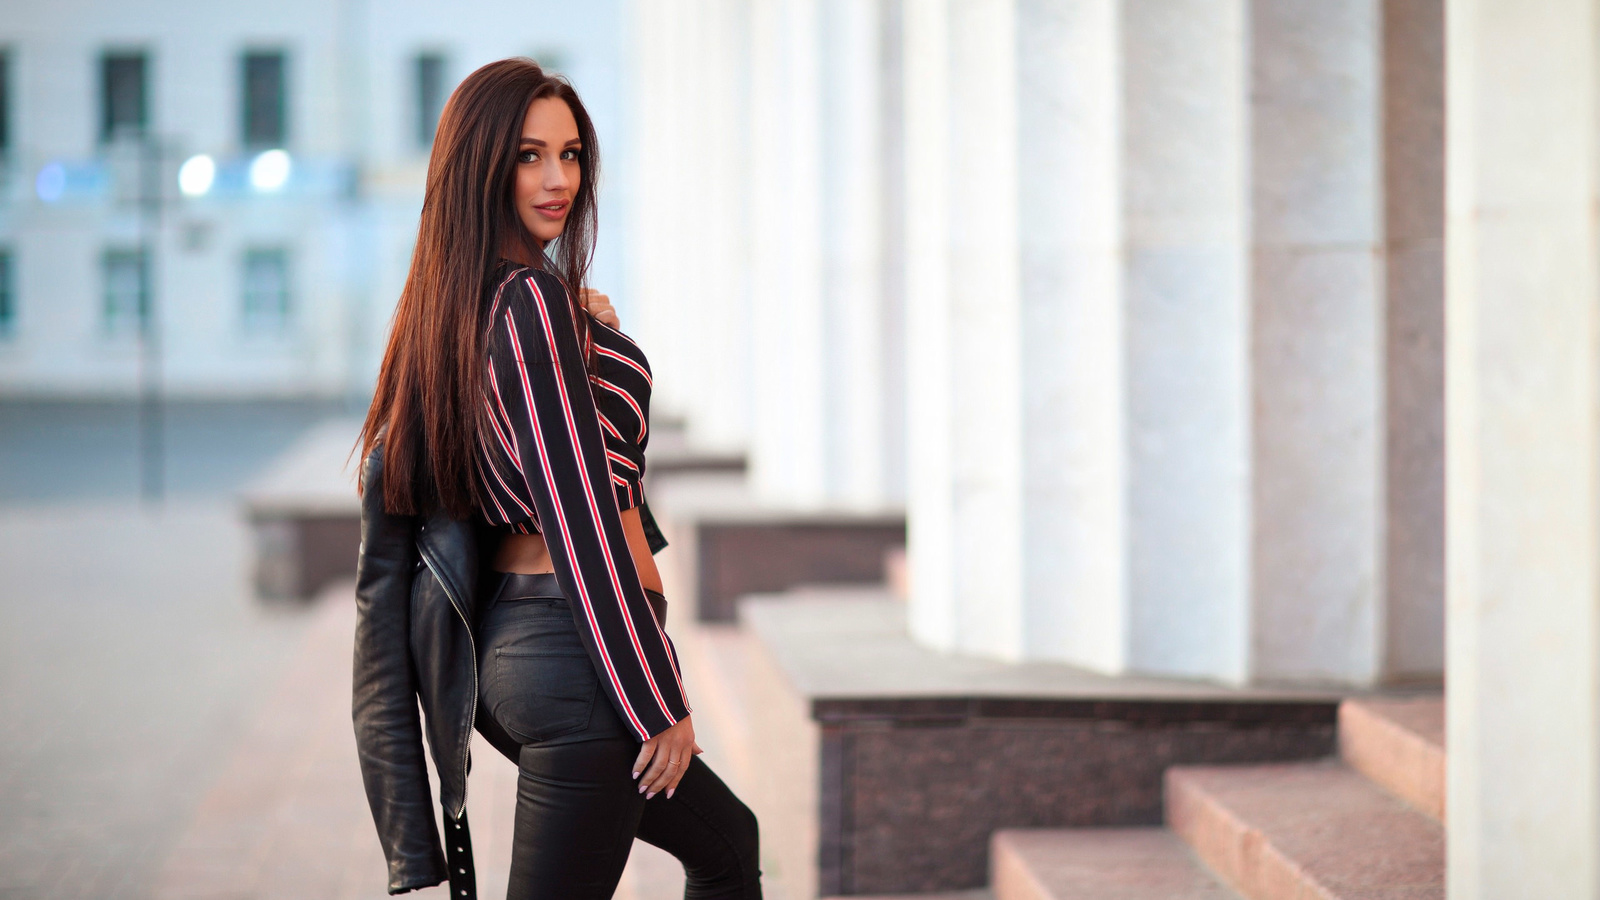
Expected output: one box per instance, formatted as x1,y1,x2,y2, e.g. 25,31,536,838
0,0,628,399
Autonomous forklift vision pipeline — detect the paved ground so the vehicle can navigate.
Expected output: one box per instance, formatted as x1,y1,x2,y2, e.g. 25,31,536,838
0,500,313,900
0,402,341,900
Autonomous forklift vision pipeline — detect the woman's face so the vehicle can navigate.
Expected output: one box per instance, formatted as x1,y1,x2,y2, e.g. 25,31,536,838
513,96,582,246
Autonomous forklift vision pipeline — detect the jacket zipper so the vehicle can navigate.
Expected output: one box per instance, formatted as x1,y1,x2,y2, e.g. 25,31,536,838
418,544,477,820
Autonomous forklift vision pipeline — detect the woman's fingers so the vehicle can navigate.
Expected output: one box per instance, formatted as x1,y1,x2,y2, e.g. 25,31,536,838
638,746,678,797
580,288,620,328
636,716,696,798
632,740,656,781
648,751,689,799
663,753,691,798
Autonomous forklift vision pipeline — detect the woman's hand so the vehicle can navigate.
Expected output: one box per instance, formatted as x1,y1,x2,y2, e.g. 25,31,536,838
633,715,704,799
581,288,619,329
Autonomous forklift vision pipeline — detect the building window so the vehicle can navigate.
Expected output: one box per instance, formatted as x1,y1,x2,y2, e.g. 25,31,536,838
0,250,14,337
101,52,148,143
242,248,290,331
102,248,149,334
242,51,286,149
415,53,446,148
0,51,11,155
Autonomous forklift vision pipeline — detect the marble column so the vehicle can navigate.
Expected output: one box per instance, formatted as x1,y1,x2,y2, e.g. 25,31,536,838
746,0,833,505
1017,0,1128,672
1247,0,1385,684
1119,0,1251,682
820,0,893,507
910,0,1253,669
627,0,751,452
1446,0,1600,894
1381,0,1446,682
1248,0,1444,686
904,0,1027,658
907,0,1443,688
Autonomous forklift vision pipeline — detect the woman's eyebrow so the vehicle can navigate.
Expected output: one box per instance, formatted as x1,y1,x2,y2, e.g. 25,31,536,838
519,137,584,147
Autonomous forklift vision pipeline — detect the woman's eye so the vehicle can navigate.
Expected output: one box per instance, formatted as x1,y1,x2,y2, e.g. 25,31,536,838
518,150,539,163
562,149,580,161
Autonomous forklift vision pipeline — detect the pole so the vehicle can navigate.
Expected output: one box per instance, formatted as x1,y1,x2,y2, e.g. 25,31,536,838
136,134,163,503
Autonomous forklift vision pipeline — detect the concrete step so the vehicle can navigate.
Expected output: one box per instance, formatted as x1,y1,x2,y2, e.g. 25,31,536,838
1166,760,1443,900
1338,695,1445,822
991,829,1241,900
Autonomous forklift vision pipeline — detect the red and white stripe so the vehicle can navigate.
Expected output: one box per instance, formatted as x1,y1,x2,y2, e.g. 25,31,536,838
595,343,653,386
504,306,654,739
521,276,679,725
593,376,646,442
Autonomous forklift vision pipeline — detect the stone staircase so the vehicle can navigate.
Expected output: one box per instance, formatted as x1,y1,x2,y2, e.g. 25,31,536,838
985,695,1443,900
826,695,1442,900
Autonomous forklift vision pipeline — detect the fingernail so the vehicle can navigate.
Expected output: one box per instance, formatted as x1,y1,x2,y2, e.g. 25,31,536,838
638,783,647,794
646,791,656,800
666,788,675,799
632,771,641,780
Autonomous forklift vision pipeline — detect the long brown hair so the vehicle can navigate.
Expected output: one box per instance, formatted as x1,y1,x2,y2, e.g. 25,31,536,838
356,57,602,517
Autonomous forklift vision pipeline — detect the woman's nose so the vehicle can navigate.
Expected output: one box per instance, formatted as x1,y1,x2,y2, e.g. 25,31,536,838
543,159,569,192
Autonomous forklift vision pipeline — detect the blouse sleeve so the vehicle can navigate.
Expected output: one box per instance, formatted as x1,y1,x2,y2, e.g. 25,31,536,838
485,268,690,741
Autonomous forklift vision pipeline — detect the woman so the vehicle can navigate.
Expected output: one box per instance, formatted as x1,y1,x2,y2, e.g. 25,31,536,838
351,58,762,899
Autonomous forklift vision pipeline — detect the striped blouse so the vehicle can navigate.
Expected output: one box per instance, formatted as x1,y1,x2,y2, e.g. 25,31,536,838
474,262,689,741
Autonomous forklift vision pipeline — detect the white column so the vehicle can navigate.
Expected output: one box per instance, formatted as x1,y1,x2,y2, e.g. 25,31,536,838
1016,0,1127,672
1446,0,1600,895
628,0,750,453
904,0,1027,659
820,0,890,507
910,0,1251,672
1381,0,1445,681
1011,0,1254,681
1246,0,1385,684
1119,0,1251,682
903,0,959,648
747,0,831,505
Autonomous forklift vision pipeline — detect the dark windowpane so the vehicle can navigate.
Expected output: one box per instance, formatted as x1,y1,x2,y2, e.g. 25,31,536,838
242,248,290,330
416,54,446,148
0,250,13,336
103,249,149,334
242,52,286,148
0,52,11,153
101,53,147,142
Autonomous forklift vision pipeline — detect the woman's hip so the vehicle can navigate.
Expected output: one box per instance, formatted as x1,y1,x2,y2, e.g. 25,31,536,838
478,573,629,746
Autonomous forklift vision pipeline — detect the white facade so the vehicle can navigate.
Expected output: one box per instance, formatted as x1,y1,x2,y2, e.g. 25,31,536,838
0,0,627,398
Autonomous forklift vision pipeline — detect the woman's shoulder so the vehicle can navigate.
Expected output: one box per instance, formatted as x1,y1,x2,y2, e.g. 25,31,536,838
487,263,573,324
492,264,572,310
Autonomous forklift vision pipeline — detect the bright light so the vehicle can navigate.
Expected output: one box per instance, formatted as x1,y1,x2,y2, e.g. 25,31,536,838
249,149,292,193
178,154,216,197
35,163,66,203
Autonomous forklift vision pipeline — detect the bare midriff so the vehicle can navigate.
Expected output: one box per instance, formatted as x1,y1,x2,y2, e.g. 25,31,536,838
492,505,665,595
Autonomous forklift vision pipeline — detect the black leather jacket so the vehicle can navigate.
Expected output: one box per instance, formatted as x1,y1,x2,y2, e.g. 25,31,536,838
352,440,518,897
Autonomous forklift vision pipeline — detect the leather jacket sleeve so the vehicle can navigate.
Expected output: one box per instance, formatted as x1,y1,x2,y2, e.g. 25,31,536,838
351,443,448,894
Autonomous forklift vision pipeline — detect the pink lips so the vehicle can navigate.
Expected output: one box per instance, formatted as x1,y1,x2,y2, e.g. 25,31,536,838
534,199,570,220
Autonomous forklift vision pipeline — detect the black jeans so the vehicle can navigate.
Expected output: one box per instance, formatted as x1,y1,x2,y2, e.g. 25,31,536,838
476,572,762,900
